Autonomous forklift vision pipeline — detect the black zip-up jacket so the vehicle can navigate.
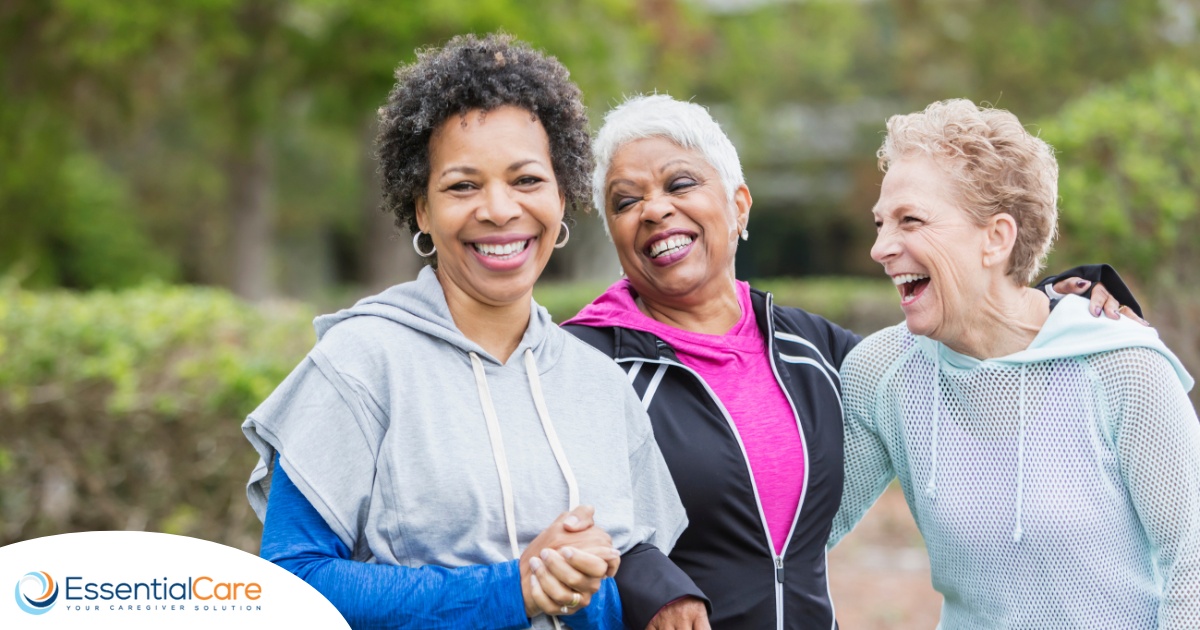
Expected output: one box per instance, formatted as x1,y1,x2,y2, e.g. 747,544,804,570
565,266,1123,629
566,288,861,630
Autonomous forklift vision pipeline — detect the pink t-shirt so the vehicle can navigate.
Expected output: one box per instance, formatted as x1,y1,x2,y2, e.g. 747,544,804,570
566,280,805,554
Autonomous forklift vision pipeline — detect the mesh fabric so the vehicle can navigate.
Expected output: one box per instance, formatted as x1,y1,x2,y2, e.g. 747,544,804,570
832,323,1200,629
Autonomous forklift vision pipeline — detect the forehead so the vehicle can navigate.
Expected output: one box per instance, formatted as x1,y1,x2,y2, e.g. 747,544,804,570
873,154,959,215
607,136,712,178
429,106,549,160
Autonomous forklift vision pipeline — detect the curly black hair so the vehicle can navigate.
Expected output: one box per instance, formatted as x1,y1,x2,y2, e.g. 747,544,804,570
376,33,592,252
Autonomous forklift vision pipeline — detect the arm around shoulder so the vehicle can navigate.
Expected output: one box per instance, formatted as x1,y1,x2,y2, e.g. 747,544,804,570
829,330,901,548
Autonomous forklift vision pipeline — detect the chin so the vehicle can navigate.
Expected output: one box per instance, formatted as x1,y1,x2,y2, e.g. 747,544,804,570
902,313,941,340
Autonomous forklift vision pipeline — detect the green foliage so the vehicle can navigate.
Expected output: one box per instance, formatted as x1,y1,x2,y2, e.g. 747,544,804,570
0,284,314,549
1042,63,1200,289
0,101,175,288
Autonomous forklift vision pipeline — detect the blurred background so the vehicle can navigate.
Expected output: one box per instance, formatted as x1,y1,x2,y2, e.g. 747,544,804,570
2,1,1197,627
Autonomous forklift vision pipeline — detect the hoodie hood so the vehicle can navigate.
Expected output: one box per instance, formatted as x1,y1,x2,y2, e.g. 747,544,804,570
918,294,1193,391
315,265,561,367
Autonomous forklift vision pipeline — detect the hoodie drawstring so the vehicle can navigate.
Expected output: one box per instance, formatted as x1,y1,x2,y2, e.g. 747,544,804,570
471,352,522,558
469,350,580,559
1013,364,1028,544
524,350,580,509
926,362,941,499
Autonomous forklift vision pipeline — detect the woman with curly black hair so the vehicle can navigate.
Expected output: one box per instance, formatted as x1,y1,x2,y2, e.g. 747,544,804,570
242,34,688,630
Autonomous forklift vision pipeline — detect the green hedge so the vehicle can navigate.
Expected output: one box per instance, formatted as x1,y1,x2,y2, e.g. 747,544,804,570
0,282,313,551
0,277,898,552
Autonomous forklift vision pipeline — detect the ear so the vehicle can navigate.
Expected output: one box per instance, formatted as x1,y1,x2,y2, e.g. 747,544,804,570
415,196,430,234
733,183,753,232
982,212,1018,269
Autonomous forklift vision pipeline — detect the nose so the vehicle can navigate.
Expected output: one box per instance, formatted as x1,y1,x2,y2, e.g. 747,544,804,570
639,193,674,224
477,184,522,226
871,225,899,264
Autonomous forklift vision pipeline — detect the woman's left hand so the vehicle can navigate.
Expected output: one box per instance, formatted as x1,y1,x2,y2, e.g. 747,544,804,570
1051,277,1148,325
527,546,613,616
520,506,616,617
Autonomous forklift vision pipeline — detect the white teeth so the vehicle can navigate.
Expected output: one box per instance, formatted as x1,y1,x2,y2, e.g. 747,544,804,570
891,273,929,285
474,240,528,257
649,235,694,258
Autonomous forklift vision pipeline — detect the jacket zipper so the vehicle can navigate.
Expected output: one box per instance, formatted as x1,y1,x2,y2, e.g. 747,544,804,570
764,293,815,630
619,296,814,630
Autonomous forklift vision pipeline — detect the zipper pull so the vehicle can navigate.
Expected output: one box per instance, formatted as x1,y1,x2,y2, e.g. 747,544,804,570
775,555,785,583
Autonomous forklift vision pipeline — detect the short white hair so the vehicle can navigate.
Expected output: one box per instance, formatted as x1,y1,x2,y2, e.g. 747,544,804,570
591,94,745,235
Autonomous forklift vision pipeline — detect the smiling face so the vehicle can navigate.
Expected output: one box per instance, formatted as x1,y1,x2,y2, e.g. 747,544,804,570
416,105,564,311
603,136,750,310
871,154,995,341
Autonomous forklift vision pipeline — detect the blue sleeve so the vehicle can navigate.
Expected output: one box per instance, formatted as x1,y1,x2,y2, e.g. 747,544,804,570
261,456,531,630
559,577,622,630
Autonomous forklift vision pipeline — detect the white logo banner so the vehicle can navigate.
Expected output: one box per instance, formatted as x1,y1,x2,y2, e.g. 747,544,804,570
0,531,350,629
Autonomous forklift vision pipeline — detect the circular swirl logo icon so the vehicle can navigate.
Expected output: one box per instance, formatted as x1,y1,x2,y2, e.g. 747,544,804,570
15,571,58,615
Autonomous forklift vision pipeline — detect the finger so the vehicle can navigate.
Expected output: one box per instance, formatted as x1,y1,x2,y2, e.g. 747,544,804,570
561,504,595,532
1089,283,1121,319
527,571,561,617
556,546,610,581
1087,284,1110,318
1052,277,1091,296
576,545,621,577
551,527,613,553
1118,305,1149,326
533,552,588,607
541,548,603,594
1104,297,1122,320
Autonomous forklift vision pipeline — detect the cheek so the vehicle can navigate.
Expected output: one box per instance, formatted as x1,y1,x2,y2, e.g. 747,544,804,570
608,217,638,254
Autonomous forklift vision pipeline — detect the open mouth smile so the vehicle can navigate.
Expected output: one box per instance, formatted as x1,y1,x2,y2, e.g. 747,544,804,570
893,273,931,305
472,239,529,260
643,231,697,265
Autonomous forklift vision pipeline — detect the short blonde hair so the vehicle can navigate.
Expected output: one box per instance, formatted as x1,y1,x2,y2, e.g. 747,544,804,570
877,99,1059,284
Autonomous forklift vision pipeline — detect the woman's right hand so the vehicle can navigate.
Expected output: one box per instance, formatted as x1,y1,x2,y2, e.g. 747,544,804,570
520,505,619,617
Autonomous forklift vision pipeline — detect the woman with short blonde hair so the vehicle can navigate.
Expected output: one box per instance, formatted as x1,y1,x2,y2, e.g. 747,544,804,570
835,98,1200,628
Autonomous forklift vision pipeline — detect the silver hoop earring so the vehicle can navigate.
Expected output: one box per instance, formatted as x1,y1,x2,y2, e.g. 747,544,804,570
740,228,750,242
554,221,570,249
413,232,436,257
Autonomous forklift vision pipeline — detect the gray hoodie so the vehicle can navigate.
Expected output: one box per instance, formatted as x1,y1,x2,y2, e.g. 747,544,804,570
244,266,687,576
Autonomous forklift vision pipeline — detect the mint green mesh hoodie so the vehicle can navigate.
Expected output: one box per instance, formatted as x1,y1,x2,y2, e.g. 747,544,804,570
830,295,1200,629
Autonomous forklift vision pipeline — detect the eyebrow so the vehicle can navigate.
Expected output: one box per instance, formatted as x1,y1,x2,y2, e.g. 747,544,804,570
605,158,702,196
873,200,921,219
436,159,547,180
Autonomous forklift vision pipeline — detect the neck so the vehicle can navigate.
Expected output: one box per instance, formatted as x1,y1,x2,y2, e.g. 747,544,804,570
940,282,1049,360
438,275,530,364
637,274,742,335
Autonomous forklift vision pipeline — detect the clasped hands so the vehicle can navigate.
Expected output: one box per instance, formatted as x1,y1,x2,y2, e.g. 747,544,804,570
520,505,620,619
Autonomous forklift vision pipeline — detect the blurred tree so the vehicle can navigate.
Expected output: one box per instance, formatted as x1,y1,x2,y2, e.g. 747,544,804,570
1045,63,1200,286
1041,62,1200,399
3,0,1196,293
671,0,1193,278
0,0,178,288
